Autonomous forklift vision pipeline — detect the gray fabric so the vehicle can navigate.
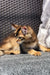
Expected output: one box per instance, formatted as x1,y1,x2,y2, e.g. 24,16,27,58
0,53,50,75
37,0,50,48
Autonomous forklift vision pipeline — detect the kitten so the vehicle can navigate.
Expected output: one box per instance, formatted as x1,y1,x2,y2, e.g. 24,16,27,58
0,24,50,56
13,24,50,55
12,24,41,56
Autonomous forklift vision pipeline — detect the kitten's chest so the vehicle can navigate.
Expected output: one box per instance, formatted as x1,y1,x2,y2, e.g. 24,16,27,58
20,44,27,53
20,44,25,50
20,43,33,52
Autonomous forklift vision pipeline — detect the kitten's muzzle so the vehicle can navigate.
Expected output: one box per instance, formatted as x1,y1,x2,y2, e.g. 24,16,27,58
16,38,20,42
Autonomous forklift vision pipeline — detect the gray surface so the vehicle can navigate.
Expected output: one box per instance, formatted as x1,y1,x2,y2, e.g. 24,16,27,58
0,52,50,75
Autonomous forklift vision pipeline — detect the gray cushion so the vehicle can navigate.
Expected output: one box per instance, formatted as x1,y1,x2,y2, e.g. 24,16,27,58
0,53,50,75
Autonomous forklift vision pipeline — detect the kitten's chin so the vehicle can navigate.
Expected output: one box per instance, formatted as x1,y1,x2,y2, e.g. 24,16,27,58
17,40,24,44
17,42,22,44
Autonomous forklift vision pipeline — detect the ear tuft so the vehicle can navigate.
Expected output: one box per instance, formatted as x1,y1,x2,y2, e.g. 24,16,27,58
11,24,18,28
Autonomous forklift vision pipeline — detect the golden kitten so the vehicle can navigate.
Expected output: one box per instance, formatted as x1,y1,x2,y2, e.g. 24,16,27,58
12,24,50,55
12,24,41,56
0,24,50,56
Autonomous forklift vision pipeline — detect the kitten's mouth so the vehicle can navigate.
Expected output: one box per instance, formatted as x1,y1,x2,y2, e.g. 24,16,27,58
16,38,24,44
16,38,20,42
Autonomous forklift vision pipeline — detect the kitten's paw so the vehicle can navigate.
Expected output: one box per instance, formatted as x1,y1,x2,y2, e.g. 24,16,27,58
0,51,4,56
33,51,41,56
4,50,20,55
28,49,41,56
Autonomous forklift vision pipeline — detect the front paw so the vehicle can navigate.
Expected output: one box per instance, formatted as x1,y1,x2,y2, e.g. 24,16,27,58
28,49,41,56
33,51,41,56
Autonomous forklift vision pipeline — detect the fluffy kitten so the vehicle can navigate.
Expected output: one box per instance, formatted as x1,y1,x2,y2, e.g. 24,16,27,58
13,24,50,55
12,24,41,56
0,24,50,56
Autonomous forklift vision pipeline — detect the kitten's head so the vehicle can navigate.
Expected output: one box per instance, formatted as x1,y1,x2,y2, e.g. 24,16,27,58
12,24,34,44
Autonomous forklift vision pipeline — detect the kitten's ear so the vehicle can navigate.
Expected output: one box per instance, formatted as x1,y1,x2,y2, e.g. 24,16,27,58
21,26,27,35
27,26,33,34
11,24,19,29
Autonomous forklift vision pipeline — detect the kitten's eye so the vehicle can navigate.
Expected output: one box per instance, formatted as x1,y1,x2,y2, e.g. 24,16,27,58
19,37,22,39
18,37,25,40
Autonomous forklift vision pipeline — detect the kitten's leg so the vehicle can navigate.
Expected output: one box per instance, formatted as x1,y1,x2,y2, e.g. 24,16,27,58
27,49,41,56
39,44,50,52
0,51,4,56
4,50,20,55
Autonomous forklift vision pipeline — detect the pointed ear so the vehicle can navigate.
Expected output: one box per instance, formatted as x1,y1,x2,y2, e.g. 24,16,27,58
21,26,27,35
27,26,33,34
11,24,18,28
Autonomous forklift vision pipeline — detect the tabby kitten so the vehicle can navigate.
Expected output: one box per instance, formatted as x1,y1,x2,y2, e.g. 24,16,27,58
0,24,49,56
13,24,50,55
12,24,41,56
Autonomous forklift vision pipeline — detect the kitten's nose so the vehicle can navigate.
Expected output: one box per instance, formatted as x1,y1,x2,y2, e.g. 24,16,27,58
16,38,20,42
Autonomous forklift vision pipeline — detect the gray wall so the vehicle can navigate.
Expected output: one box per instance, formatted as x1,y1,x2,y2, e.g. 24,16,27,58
0,0,42,42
